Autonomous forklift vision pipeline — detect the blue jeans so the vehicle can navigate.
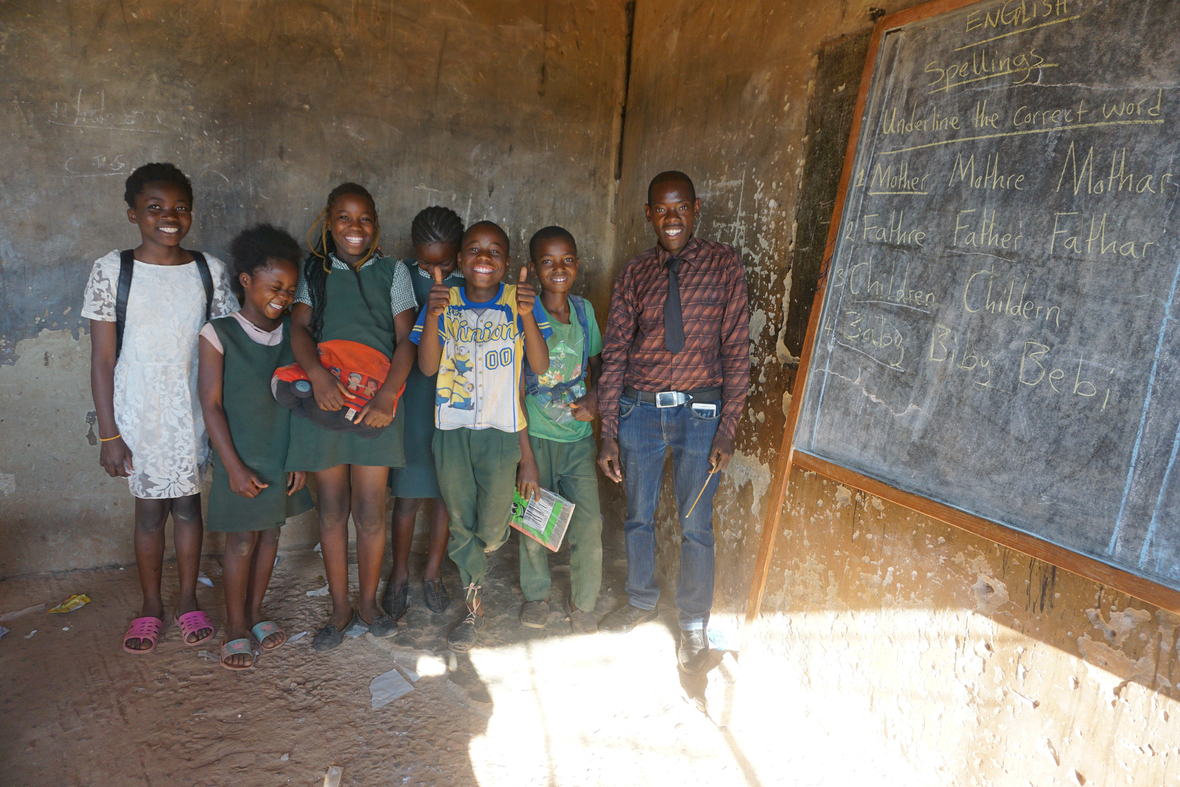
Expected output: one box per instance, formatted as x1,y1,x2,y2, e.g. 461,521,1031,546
616,394,721,631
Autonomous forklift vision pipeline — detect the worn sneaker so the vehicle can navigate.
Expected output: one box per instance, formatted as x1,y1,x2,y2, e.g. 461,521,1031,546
677,628,709,674
447,608,487,652
600,603,658,633
568,605,598,635
520,600,549,629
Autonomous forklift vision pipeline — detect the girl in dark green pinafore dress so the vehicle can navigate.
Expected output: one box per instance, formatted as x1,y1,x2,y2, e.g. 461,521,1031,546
383,207,466,621
198,225,313,671
288,183,419,652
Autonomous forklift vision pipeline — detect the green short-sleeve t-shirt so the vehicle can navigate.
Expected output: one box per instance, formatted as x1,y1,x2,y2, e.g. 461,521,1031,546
525,299,603,443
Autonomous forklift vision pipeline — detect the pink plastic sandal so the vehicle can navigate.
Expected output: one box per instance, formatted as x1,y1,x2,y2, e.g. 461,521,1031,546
122,616,163,654
174,610,216,647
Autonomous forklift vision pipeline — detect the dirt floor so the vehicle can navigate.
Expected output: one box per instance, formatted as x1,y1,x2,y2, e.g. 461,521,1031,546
0,524,797,787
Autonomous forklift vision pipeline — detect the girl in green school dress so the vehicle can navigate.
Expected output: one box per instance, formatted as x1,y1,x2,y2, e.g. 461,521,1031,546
384,206,467,619
288,183,418,651
198,224,312,670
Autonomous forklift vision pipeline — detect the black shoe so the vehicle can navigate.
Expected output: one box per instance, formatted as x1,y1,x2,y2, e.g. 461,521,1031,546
677,628,709,674
447,608,487,652
520,600,549,629
382,581,410,620
423,579,450,614
367,612,398,638
599,603,657,633
312,612,357,653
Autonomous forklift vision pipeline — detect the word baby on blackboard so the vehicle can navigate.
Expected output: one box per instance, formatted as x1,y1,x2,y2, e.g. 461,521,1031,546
795,0,1180,592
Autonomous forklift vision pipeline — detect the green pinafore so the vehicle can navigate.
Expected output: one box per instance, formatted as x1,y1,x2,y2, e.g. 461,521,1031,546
390,260,465,499
207,316,313,532
286,257,407,471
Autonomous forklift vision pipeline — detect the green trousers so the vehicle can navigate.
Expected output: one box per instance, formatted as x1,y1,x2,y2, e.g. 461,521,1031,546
434,427,522,589
519,434,603,612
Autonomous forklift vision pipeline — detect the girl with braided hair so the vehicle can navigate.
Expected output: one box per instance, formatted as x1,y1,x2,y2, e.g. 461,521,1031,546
288,183,417,651
384,206,466,619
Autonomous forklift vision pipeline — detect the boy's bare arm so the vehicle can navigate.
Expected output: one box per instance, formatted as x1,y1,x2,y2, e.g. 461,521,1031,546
89,319,133,477
290,302,352,411
516,381,541,500
570,355,601,422
418,267,448,375
197,336,267,498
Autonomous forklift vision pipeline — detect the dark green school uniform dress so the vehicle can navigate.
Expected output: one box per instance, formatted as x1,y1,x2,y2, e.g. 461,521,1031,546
390,260,465,499
286,257,407,472
207,316,313,532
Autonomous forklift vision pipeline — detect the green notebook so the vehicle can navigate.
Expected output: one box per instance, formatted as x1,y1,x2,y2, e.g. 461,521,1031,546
510,487,575,552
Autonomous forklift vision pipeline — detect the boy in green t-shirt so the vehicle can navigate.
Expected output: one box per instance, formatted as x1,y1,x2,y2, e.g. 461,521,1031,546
515,226,604,635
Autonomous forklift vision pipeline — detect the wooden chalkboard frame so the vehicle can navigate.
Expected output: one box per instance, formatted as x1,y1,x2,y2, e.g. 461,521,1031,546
744,0,1180,631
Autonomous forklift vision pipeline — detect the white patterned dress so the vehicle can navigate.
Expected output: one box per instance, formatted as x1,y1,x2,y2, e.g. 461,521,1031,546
82,250,238,499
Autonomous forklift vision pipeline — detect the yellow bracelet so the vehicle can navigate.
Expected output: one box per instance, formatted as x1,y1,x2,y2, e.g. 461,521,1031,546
99,434,122,442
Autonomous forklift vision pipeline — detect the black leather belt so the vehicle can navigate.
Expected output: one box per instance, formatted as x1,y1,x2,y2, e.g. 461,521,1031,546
623,385,722,408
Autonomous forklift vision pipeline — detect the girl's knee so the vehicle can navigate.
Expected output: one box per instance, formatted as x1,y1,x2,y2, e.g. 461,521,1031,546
170,494,202,523
258,527,280,546
226,531,257,557
134,499,170,533
353,513,385,536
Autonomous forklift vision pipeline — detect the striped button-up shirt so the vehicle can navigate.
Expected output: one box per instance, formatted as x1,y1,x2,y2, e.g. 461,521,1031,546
599,236,750,442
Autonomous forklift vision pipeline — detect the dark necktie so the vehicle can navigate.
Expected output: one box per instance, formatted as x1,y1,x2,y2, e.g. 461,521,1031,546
664,257,684,354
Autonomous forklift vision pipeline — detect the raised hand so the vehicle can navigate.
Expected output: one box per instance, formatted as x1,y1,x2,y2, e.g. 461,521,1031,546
426,264,450,317
515,265,536,313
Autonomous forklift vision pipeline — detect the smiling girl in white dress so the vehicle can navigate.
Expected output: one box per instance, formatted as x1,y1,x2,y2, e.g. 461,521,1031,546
83,163,237,655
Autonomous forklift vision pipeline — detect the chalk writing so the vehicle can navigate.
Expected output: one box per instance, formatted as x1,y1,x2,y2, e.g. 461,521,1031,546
1049,212,1156,259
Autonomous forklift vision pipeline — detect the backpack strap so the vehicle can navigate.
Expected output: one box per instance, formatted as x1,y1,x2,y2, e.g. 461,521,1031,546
189,250,215,323
115,250,214,360
522,295,591,398
115,250,135,360
569,295,591,387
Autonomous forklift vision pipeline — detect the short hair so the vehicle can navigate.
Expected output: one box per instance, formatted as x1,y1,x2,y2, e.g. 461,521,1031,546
646,170,696,204
411,206,464,249
124,162,193,209
463,220,510,254
529,226,577,261
230,224,302,300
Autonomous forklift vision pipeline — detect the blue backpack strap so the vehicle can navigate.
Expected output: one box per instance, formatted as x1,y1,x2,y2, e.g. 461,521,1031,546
115,250,135,360
523,296,592,399
569,295,590,388
188,250,215,322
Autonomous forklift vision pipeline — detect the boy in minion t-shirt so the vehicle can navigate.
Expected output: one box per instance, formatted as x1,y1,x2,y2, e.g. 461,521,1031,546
413,220,551,652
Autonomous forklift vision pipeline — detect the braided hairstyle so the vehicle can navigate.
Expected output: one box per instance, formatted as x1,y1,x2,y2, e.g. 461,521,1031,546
229,224,302,302
410,205,464,249
303,182,381,341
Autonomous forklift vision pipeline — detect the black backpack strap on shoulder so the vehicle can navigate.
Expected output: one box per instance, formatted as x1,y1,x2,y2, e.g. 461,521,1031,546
189,250,215,322
115,250,135,360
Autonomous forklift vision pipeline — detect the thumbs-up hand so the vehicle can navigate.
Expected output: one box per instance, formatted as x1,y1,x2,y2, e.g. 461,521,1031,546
426,265,450,317
515,265,536,313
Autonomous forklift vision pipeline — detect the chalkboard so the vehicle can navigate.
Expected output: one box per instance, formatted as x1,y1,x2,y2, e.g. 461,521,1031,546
786,0,1180,606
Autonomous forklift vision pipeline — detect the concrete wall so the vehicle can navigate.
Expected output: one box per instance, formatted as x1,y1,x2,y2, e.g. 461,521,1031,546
610,1,1180,782
0,0,629,576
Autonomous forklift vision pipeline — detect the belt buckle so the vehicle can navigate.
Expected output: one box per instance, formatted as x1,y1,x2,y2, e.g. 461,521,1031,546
655,391,681,408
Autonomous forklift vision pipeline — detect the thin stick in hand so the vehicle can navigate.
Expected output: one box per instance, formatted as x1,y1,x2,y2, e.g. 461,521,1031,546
685,467,719,518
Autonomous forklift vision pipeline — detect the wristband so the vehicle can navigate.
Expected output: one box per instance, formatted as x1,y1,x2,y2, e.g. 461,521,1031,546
100,433,122,442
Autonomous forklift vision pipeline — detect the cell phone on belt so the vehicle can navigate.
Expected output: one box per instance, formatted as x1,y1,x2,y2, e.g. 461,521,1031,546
691,402,718,417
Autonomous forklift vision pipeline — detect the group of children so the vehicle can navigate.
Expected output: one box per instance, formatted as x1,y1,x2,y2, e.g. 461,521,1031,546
85,163,605,670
